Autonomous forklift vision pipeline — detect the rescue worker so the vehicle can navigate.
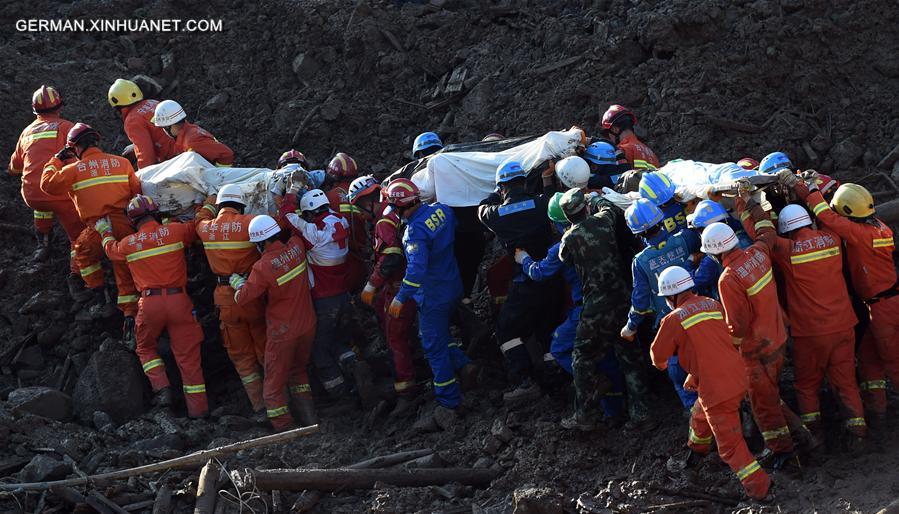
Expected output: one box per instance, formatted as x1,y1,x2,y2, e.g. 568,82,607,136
785,174,899,424
284,189,374,405
621,198,700,410
412,132,443,159
152,100,234,166
386,179,471,414
738,186,867,443
477,160,558,404
324,152,368,292
700,222,799,466
96,195,208,418
277,149,309,170
758,151,793,175
601,105,660,170
736,157,759,171
107,78,175,169
555,156,591,192
651,266,770,501
40,123,141,329
688,199,752,299
639,171,687,237
8,86,86,293
231,215,318,430
582,141,628,190
555,190,643,429
195,185,266,413
350,176,418,414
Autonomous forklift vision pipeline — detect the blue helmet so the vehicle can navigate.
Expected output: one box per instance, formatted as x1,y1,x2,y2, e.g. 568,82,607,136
583,141,618,166
625,198,664,234
412,132,443,156
638,171,676,206
690,200,728,229
759,151,793,175
496,160,527,184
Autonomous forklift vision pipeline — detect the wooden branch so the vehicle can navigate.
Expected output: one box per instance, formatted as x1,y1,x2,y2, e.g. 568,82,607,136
0,425,319,492
122,499,156,512
290,491,321,513
50,485,115,514
877,142,899,170
151,484,172,514
648,486,739,507
193,460,221,514
252,468,498,492
88,490,129,514
347,449,433,470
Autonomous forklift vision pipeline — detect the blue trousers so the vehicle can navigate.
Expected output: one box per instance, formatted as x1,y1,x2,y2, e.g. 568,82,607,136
419,296,469,408
667,355,697,409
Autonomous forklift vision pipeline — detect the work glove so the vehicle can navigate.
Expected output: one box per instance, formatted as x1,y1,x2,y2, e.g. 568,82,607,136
513,248,530,265
735,178,753,194
541,161,556,179
285,212,307,230
620,324,637,342
54,146,75,162
388,298,404,318
229,273,247,291
683,373,698,392
776,169,799,188
286,168,308,195
800,170,820,191
94,216,112,236
360,282,378,306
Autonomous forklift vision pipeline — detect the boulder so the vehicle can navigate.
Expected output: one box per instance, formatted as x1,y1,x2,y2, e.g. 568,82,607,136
7,387,72,421
205,92,229,112
73,348,146,423
19,454,70,482
829,138,863,169
512,487,564,514
18,290,65,315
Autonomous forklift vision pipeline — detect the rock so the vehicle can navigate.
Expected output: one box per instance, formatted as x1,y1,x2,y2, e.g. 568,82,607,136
13,345,44,369
7,387,72,421
20,454,71,482
292,53,321,79
205,92,229,112
37,324,66,348
457,77,494,129
491,418,514,443
433,405,459,431
512,486,564,514
780,0,804,13
126,57,146,71
219,414,255,432
130,74,163,98
18,290,65,315
160,52,176,79
92,411,115,431
829,138,863,169
70,335,91,352
320,100,341,121
473,457,494,468
132,433,184,452
73,348,146,423
483,434,503,455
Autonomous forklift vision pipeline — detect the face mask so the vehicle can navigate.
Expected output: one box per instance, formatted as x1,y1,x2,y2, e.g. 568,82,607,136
665,297,675,310
163,126,175,139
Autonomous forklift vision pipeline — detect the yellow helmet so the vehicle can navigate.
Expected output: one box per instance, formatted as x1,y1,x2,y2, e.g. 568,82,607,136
107,79,143,107
830,183,875,218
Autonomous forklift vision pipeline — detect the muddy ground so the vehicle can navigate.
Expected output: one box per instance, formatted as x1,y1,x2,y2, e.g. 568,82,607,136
2,0,899,512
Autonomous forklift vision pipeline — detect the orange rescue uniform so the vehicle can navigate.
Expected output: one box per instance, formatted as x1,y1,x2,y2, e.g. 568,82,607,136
101,220,207,418
172,122,234,166
41,147,141,314
8,113,83,270
800,185,899,415
235,235,317,431
617,132,660,170
651,292,770,500
120,99,175,169
196,204,266,411
740,199,866,437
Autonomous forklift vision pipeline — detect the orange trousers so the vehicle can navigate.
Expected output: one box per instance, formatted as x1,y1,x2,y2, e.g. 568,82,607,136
793,329,866,437
859,296,899,415
74,210,138,315
743,347,795,453
136,291,208,418
688,393,771,500
373,284,417,393
215,285,266,411
24,196,84,273
265,328,316,432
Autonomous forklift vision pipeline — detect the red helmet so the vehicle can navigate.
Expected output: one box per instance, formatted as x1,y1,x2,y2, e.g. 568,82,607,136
278,149,307,169
383,178,420,208
66,122,100,147
816,174,840,195
126,194,159,223
32,85,63,114
327,152,358,179
601,104,636,130
736,157,759,170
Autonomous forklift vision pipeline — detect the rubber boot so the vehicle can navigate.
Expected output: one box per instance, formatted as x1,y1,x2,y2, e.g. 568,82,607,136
66,273,93,302
459,362,480,392
347,358,376,409
32,230,50,262
122,316,136,352
389,394,416,418
154,387,174,408
76,288,111,321
291,395,319,427
503,377,541,405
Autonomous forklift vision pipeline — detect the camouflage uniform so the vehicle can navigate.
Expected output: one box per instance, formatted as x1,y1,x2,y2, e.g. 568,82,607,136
559,191,650,422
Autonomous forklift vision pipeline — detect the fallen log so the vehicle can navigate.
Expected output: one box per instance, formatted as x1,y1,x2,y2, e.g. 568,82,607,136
50,485,115,514
0,425,319,492
346,449,433,470
251,468,499,492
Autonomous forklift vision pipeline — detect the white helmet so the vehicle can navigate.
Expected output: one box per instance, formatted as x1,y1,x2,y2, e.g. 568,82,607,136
657,266,695,297
216,184,245,206
248,215,281,243
778,204,812,234
153,99,186,127
300,189,329,212
555,156,590,189
347,175,379,204
700,222,738,254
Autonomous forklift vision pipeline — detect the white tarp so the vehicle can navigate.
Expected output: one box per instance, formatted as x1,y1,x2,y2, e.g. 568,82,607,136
136,152,277,215
410,128,585,206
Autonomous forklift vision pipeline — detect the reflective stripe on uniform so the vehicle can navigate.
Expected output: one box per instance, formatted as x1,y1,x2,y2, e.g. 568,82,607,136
377,217,397,227
860,379,887,391
27,130,58,141
500,338,524,353
740,211,751,221
201,204,217,215
203,241,255,250
72,174,130,191
241,372,261,384
634,159,657,170
632,307,655,315
754,220,775,231
543,352,555,362
289,384,311,393
746,269,773,296
402,278,421,288
382,246,403,255
322,376,345,390
117,294,138,304
434,377,457,388
394,380,413,392
101,236,116,247
689,427,713,445
812,202,829,216
736,460,762,481
142,358,164,373
183,384,206,394
800,411,821,423
846,417,866,428
873,237,894,249
340,204,363,215
276,260,308,286
79,263,102,277
680,311,724,329
761,426,790,441
32,210,54,220
448,341,461,349
267,406,289,418
790,247,840,265
126,242,185,263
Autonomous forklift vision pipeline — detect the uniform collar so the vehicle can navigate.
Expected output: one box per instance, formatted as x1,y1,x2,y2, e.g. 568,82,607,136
36,112,60,122
264,239,286,254
619,132,637,145
80,147,104,159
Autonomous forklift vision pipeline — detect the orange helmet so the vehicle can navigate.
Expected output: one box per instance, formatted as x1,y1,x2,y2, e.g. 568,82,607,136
736,157,759,170
601,104,636,130
383,178,420,208
327,152,358,179
32,85,62,114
